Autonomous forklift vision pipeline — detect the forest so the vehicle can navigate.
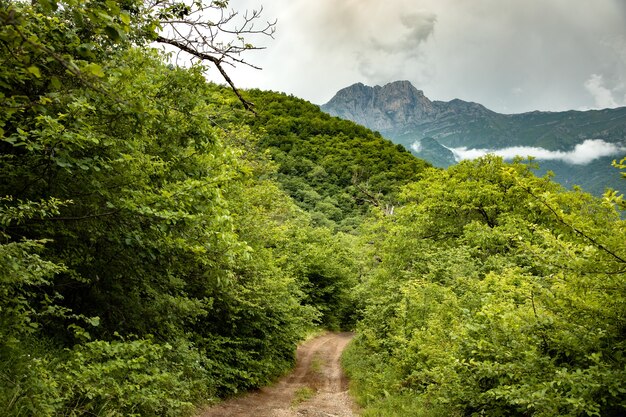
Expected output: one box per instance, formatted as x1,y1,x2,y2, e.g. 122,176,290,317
1,1,625,416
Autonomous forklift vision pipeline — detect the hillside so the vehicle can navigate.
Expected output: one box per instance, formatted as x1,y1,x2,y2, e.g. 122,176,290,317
242,88,431,230
204,85,431,231
322,81,626,194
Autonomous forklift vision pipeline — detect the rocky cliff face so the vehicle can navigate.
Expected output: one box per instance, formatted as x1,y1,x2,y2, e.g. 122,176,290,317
321,81,500,147
321,80,436,132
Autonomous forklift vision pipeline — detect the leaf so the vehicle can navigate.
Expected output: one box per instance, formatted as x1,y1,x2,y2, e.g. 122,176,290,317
37,0,58,12
50,76,62,89
84,63,105,78
77,43,96,59
104,25,121,41
86,316,100,327
27,65,41,78
120,11,131,26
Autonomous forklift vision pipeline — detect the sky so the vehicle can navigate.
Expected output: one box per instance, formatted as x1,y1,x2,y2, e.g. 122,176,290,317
201,0,626,114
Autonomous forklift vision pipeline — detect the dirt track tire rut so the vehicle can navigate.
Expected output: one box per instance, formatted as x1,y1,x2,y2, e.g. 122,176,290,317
197,332,358,417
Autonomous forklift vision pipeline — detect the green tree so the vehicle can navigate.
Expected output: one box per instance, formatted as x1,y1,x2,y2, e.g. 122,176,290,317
0,2,358,415
346,156,626,417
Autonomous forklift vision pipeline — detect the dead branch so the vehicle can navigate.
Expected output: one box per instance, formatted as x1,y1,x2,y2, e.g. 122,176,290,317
151,1,276,113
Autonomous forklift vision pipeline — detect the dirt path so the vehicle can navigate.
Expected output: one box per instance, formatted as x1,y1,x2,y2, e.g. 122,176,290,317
197,332,359,417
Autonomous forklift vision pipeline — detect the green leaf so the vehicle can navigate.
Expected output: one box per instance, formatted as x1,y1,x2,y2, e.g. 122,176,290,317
27,66,41,78
84,63,105,78
86,316,100,327
37,0,58,12
120,11,131,26
50,76,62,89
104,25,121,41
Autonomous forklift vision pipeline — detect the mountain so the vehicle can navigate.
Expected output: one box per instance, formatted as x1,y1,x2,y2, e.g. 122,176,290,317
411,136,456,167
321,81,626,194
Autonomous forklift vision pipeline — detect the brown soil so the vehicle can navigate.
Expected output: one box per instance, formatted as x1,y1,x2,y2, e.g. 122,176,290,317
196,332,359,417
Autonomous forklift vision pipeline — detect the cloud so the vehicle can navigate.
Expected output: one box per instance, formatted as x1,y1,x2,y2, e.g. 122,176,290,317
451,139,626,165
356,10,437,82
584,74,621,108
222,0,626,112
398,12,437,55
369,12,436,54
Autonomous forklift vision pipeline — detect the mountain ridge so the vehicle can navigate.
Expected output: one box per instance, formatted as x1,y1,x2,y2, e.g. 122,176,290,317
321,80,626,149
321,80,436,132
321,80,626,194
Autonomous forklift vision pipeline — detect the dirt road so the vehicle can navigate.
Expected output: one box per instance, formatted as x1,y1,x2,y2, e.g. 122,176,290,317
197,332,359,417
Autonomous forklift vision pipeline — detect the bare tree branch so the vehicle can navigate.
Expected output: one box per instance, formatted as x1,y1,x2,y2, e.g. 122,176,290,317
156,35,256,113
149,1,276,113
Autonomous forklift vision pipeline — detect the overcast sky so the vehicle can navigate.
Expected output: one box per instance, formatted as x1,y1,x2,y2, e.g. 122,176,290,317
205,0,626,114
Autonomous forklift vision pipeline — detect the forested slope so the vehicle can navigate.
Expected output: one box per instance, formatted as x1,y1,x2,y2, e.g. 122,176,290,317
208,86,430,231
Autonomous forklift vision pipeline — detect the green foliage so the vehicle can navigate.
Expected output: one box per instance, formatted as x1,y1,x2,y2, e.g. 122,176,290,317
0,1,364,415
606,157,626,210
57,338,210,417
11,3,623,417
238,89,431,231
348,156,626,416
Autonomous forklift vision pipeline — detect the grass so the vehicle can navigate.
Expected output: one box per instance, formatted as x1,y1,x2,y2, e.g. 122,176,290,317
341,336,459,417
291,386,316,407
310,354,324,374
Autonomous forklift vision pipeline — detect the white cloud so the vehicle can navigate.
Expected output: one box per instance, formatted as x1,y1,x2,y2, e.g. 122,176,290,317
584,74,621,108
451,139,626,165
219,0,626,112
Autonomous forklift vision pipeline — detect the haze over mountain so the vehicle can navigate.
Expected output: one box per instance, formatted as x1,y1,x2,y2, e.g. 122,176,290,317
321,81,626,195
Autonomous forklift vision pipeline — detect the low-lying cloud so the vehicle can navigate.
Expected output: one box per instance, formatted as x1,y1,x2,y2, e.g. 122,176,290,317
450,139,626,165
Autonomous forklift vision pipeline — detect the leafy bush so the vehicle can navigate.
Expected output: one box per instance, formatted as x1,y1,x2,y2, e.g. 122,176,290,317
0,2,365,415
348,156,626,416
56,338,210,417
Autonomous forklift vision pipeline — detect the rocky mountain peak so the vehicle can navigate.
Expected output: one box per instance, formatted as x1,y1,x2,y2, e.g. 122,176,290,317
321,81,435,132
374,80,432,113
320,80,626,195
